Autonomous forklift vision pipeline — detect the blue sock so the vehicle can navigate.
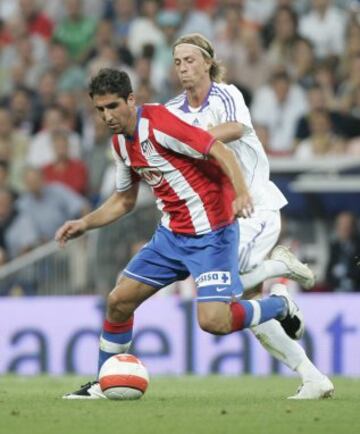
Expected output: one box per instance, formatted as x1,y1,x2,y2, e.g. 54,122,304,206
97,317,133,376
231,297,287,330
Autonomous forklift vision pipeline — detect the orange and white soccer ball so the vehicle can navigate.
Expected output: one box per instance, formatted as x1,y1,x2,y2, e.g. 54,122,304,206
99,354,149,400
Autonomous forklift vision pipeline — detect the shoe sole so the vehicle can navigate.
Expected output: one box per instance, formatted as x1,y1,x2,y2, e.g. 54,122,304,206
288,388,335,400
62,394,106,400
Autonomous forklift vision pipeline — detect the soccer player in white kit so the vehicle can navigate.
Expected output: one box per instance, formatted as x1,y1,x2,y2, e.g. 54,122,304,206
169,33,334,399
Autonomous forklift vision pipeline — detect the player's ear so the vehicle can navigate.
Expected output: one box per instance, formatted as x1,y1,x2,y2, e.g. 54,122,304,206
204,58,212,73
127,93,136,107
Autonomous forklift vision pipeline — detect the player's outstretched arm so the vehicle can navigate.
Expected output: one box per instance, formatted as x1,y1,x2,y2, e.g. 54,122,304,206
55,185,139,247
208,122,244,143
209,140,253,218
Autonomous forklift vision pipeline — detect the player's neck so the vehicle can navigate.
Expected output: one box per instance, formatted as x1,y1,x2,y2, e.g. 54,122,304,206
125,108,138,137
186,80,212,108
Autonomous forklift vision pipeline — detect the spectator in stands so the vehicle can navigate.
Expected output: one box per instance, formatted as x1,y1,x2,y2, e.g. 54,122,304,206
0,108,29,192
295,109,345,158
56,91,83,135
113,0,136,47
42,129,88,196
18,167,89,242
2,13,48,65
0,188,39,262
35,71,58,119
53,0,97,62
84,114,111,204
299,0,347,59
176,0,214,40
48,42,86,93
338,54,360,116
294,84,360,145
27,105,82,168
226,29,271,95
267,6,299,67
213,4,244,63
289,37,316,89
313,60,338,110
7,35,45,94
127,0,165,58
135,81,155,105
18,0,54,40
0,161,18,198
8,87,36,136
251,70,307,155
325,211,360,292
338,15,360,80
152,10,181,93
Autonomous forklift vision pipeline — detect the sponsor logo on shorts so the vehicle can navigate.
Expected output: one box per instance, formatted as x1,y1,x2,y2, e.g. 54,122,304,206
195,271,231,288
216,287,228,292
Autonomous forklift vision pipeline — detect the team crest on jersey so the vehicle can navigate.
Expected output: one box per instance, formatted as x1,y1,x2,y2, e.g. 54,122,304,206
140,139,156,158
195,271,231,288
192,118,200,126
136,167,164,188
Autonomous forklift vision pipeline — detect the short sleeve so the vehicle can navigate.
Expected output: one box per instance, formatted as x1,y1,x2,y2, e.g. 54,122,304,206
111,138,140,192
214,84,253,129
148,105,215,158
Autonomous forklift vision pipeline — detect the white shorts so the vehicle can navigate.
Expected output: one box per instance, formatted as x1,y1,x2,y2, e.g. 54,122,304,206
238,209,281,273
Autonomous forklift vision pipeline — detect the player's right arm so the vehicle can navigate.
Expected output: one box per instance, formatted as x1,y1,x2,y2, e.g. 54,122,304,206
56,137,140,247
207,84,253,143
55,184,139,247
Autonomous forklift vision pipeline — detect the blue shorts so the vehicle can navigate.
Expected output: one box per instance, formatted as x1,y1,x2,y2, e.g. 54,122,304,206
123,223,243,302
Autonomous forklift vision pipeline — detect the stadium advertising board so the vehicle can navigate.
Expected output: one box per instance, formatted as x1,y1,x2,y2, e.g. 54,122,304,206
0,295,359,376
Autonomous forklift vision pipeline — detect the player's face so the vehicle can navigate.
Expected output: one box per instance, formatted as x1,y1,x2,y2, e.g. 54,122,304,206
173,45,211,90
93,93,136,134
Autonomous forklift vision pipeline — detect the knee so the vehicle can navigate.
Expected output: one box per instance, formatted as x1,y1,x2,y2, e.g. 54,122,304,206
198,313,229,335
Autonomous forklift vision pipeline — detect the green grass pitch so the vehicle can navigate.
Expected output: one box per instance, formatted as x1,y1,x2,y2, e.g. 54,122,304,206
1,376,360,434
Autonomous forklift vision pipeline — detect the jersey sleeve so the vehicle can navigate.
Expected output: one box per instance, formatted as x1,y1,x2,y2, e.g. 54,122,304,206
111,137,140,192
149,105,216,159
215,84,253,129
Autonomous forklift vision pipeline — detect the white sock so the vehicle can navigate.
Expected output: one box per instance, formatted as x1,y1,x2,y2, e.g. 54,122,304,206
296,358,325,383
251,320,321,380
241,260,289,290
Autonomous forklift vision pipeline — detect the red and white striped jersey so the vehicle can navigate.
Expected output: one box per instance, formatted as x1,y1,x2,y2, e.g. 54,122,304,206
111,104,235,235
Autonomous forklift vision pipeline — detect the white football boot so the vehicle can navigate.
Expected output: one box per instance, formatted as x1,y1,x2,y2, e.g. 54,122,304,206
62,381,106,399
270,245,315,289
288,376,335,400
270,283,305,340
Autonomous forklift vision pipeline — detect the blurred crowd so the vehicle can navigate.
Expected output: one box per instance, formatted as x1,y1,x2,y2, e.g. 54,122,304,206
0,0,359,291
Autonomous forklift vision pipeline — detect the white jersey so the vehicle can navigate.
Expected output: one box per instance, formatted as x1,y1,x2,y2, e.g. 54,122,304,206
166,82,287,211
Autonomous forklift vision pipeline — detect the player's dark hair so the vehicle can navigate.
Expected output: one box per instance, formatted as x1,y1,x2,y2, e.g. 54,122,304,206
89,68,133,100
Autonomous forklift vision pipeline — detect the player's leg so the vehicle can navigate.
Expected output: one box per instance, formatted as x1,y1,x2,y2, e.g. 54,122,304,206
183,222,298,336
63,226,189,400
63,275,159,400
238,211,334,399
238,210,314,290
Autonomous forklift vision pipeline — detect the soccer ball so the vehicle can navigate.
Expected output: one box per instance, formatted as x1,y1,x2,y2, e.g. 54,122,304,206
99,354,149,400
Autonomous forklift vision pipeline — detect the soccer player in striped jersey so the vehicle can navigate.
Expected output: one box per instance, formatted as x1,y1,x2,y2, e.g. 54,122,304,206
56,68,305,399
168,33,333,400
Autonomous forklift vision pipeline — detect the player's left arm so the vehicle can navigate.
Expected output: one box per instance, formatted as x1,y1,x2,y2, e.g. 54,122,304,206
208,122,244,143
208,140,253,218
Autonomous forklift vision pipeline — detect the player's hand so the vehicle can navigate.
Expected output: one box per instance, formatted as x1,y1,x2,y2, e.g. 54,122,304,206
55,219,88,248
232,193,254,219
